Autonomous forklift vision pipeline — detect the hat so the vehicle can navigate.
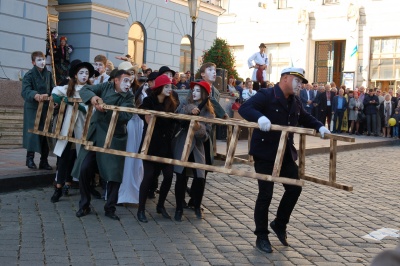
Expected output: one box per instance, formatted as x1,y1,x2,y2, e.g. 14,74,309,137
152,75,172,90
259,43,266,48
118,61,139,74
69,60,95,79
147,72,159,81
60,36,67,42
158,66,176,77
190,81,211,95
281,67,308,84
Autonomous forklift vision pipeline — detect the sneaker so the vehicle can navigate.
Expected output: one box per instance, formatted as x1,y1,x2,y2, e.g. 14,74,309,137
51,188,62,203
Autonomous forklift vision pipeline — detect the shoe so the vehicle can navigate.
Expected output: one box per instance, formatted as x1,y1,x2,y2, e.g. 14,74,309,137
367,133,371,136
105,211,120,221
26,157,37,169
270,221,289,246
76,207,91,218
156,205,171,219
187,198,194,209
137,210,148,223
90,186,102,199
194,208,204,219
256,237,272,253
50,188,62,203
147,192,156,199
356,132,360,136
62,185,70,196
174,210,183,222
39,160,53,170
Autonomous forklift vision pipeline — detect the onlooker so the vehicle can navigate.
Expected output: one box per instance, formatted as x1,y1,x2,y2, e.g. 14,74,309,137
144,68,152,77
331,88,348,133
242,80,256,102
314,84,335,127
379,94,395,137
375,89,384,135
348,91,363,135
363,88,379,136
176,73,189,90
173,72,180,85
300,83,315,114
235,80,244,101
185,70,191,81
105,60,114,76
93,54,109,84
391,108,400,138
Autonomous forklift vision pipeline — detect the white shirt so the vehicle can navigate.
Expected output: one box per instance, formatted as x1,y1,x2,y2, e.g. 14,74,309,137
93,72,110,85
242,88,257,101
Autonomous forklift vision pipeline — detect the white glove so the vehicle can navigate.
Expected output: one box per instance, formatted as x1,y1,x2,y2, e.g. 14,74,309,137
319,126,330,138
258,116,271,132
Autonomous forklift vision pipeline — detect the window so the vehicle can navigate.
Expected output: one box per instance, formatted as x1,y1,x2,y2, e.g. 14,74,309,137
370,37,400,80
265,43,290,83
180,36,191,73
128,22,145,65
278,0,294,9
229,45,244,69
323,0,340,4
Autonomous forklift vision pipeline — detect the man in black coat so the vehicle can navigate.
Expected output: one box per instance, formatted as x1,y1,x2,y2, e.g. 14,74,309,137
314,84,336,127
239,67,330,253
363,88,380,136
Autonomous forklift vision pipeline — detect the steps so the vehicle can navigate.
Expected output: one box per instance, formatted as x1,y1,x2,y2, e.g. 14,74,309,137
0,108,24,148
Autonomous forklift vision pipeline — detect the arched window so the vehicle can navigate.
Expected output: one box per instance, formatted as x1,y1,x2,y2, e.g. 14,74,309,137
180,36,191,73
128,22,145,65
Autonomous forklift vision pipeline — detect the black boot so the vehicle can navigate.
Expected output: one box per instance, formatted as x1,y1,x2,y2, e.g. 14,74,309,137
174,210,183,222
26,152,37,169
39,160,53,170
137,210,148,223
51,188,62,203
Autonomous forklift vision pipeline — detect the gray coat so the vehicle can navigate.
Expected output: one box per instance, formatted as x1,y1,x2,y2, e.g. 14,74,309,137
173,99,215,178
71,82,134,183
21,66,55,153
348,97,363,121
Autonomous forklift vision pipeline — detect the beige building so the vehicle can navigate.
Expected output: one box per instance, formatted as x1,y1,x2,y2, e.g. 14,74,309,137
218,0,400,92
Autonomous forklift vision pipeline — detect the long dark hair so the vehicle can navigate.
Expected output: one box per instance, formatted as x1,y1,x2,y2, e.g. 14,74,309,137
66,66,92,97
187,87,215,115
151,86,178,113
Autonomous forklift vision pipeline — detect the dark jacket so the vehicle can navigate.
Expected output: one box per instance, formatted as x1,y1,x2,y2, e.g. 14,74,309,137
238,84,323,162
363,94,380,115
314,90,336,112
332,95,348,112
379,101,396,123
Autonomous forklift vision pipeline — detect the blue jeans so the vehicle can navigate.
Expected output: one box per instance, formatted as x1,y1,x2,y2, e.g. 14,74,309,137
393,126,399,137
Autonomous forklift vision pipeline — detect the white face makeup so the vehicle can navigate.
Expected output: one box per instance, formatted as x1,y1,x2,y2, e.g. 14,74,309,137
94,62,105,74
192,85,202,101
34,57,46,69
163,72,173,81
202,67,216,83
162,84,172,96
119,76,133,92
291,77,302,95
76,68,89,85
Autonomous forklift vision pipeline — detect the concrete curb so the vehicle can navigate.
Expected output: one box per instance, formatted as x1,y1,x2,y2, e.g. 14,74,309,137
0,171,56,193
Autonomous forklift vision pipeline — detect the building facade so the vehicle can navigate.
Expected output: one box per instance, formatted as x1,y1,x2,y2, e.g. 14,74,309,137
0,0,224,82
218,0,400,92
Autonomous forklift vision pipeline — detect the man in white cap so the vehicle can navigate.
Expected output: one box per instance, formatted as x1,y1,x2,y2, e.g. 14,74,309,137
239,67,330,254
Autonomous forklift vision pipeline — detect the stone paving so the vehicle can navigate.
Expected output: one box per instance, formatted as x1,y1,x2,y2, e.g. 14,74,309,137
0,145,399,265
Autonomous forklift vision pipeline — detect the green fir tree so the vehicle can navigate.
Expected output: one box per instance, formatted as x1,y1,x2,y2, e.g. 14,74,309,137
198,38,239,79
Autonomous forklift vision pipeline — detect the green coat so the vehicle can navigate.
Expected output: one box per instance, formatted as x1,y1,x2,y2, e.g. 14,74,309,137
21,66,55,153
71,82,134,183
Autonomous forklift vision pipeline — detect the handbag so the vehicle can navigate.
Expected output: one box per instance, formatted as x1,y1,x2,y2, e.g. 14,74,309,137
357,112,366,122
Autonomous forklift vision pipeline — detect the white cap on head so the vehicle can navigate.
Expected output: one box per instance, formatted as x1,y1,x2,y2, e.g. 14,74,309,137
281,67,308,84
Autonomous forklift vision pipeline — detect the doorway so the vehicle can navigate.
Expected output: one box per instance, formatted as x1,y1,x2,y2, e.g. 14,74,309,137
314,40,346,85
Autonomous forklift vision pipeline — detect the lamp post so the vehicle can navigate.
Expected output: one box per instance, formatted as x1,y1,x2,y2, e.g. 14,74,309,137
188,0,201,82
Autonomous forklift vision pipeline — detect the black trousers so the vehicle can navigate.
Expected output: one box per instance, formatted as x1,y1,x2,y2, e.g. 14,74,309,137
56,142,75,185
253,157,302,238
138,160,174,211
332,110,345,132
176,169,205,211
78,151,120,213
27,136,49,161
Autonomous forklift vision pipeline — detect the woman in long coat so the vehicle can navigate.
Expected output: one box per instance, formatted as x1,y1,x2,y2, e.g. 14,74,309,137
173,81,215,221
50,61,94,202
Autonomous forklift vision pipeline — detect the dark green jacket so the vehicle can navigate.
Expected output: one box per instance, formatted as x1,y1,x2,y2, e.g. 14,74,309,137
71,82,134,183
21,66,55,153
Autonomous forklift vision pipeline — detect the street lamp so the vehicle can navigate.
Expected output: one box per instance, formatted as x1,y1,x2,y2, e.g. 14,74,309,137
188,0,201,82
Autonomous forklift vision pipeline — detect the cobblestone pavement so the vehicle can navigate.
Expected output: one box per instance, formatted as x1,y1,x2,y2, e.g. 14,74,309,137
0,146,399,265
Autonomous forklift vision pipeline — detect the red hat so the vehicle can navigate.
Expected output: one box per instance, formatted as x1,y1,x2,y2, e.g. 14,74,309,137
190,81,211,95
60,36,67,41
152,75,172,90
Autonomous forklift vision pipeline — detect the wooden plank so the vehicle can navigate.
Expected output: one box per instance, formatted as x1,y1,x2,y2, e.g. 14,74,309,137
180,119,196,162
319,133,355,142
103,110,119,149
54,101,66,136
67,101,79,137
43,97,54,133
329,138,337,183
302,174,353,191
100,105,316,135
248,127,254,162
298,134,306,178
85,145,305,187
140,115,156,155
224,125,240,169
28,129,93,145
33,101,43,131
81,106,93,141
272,131,289,177
226,125,232,155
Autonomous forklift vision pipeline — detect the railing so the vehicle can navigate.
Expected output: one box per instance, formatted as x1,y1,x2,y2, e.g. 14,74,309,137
30,96,355,191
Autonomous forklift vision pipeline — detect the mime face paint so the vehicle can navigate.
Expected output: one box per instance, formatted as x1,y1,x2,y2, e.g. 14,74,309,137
34,57,46,69
76,68,89,85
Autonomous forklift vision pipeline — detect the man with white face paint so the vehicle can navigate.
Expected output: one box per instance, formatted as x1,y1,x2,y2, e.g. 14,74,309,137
239,67,330,254
72,69,134,221
21,51,55,170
